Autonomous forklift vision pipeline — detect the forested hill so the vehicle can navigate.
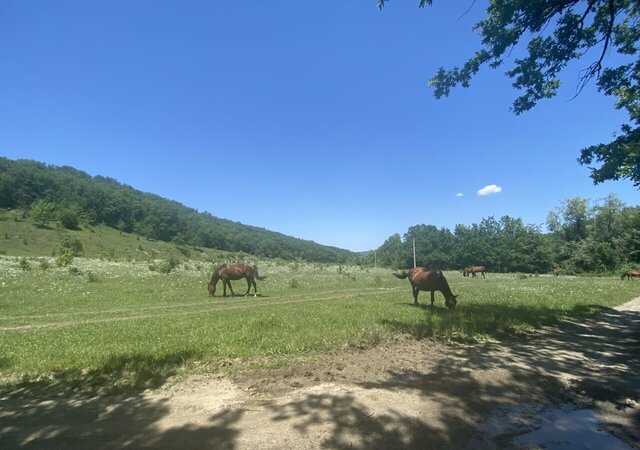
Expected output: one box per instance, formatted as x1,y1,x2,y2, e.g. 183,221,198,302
0,158,357,263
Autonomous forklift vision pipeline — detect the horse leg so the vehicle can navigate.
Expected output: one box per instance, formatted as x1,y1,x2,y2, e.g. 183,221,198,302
430,291,435,308
244,277,251,296
412,285,419,305
222,280,227,297
227,280,233,296
481,271,485,278
252,279,258,297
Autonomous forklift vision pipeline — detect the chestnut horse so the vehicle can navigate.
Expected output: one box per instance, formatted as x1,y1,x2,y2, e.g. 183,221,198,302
393,268,458,310
463,266,486,278
621,270,640,280
208,263,265,297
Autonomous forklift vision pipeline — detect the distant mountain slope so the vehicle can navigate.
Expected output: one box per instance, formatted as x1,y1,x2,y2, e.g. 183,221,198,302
0,157,356,263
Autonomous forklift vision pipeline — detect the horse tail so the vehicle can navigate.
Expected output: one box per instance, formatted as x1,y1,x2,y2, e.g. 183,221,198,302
255,267,267,281
393,271,409,279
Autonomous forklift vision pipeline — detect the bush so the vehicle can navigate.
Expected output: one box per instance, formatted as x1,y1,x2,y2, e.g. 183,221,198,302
38,259,50,271
157,256,180,274
56,250,74,267
58,209,80,230
29,199,56,227
18,257,30,271
58,235,84,256
86,271,99,282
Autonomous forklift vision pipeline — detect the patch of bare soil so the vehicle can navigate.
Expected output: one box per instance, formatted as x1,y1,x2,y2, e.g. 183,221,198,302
2,298,639,449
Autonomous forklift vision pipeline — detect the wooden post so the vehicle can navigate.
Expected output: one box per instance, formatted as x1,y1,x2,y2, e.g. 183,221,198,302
412,237,416,268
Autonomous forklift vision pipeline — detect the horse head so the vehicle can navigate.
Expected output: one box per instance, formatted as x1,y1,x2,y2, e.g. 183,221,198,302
208,281,216,296
445,295,458,310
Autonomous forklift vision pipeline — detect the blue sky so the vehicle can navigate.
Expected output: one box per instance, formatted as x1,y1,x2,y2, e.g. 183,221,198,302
1,1,638,252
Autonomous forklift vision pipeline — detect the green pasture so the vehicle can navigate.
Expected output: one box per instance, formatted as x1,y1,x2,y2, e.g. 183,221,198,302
0,209,252,263
1,256,639,395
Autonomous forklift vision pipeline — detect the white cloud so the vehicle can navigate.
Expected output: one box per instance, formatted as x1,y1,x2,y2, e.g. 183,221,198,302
455,192,464,197
477,184,503,196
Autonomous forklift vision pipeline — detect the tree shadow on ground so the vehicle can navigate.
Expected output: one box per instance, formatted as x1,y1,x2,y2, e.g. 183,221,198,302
0,357,13,370
1,351,201,399
369,302,640,447
256,303,640,449
384,301,617,341
266,392,474,449
2,304,638,449
0,351,245,449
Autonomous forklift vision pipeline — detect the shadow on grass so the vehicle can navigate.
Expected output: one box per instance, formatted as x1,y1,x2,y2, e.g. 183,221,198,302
382,301,616,341
211,292,270,298
0,357,13,370
349,301,639,447
246,302,640,449
1,351,201,399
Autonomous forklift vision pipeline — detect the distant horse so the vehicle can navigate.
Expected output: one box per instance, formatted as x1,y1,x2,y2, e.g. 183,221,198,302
621,270,640,280
553,268,561,277
208,263,266,297
463,266,486,278
393,268,458,310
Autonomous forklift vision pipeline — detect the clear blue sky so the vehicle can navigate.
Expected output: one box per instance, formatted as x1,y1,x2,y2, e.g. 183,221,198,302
1,1,638,252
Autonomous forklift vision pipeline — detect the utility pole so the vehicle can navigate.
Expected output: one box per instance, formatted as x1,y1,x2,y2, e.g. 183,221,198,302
412,236,416,268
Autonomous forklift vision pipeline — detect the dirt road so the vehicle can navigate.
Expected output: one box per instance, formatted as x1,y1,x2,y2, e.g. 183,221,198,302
2,298,639,449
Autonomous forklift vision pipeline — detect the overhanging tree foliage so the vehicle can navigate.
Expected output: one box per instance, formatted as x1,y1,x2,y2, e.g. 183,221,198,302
378,0,640,187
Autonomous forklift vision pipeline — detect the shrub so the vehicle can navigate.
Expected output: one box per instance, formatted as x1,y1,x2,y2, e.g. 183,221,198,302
58,235,84,256
86,271,99,282
38,259,50,271
56,250,74,267
18,257,30,271
29,199,56,227
158,256,180,274
58,209,80,230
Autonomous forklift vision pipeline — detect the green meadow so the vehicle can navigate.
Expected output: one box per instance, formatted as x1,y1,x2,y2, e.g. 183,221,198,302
1,255,639,395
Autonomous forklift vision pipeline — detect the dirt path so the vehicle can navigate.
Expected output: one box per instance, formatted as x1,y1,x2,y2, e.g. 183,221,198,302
2,298,639,449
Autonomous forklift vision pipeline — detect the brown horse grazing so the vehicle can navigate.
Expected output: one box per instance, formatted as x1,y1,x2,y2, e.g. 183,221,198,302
393,268,458,310
463,266,486,278
208,263,266,297
621,270,640,280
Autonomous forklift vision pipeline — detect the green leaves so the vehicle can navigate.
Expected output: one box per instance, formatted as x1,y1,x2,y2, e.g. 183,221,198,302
29,199,56,227
383,0,640,185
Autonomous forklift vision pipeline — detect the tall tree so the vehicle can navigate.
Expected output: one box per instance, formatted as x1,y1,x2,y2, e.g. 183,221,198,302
29,199,56,227
378,0,640,187
547,197,591,241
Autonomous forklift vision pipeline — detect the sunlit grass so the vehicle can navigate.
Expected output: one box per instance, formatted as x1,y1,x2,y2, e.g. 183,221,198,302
1,256,639,394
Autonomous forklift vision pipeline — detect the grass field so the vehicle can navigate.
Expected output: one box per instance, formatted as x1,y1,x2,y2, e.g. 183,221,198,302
0,209,253,263
2,255,639,396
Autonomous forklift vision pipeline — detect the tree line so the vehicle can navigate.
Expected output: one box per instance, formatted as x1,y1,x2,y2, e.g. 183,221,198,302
374,195,640,274
0,158,357,263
